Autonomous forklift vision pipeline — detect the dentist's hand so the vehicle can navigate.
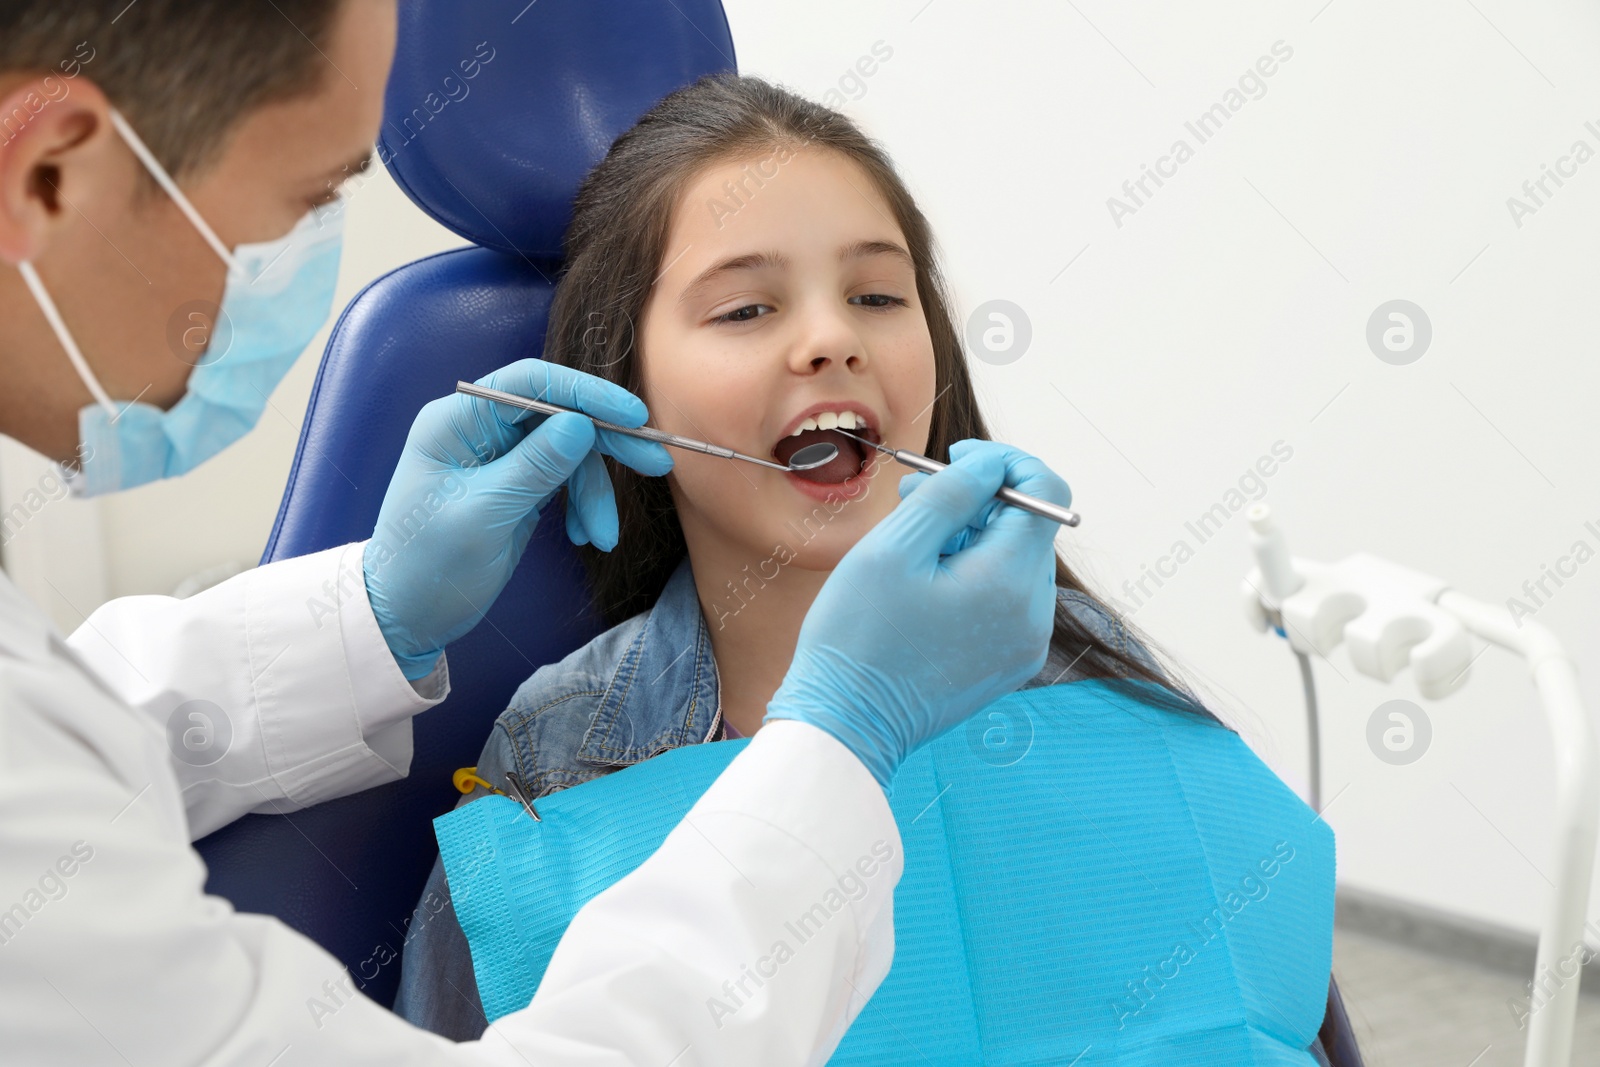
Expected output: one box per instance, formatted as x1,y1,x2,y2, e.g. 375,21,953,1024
364,360,673,679
765,440,1071,789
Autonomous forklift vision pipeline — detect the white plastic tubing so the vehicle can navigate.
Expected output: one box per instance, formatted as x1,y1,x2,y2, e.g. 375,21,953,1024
1437,590,1597,1067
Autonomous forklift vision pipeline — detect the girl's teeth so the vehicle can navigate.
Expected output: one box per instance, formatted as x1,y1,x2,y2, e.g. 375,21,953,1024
786,411,867,436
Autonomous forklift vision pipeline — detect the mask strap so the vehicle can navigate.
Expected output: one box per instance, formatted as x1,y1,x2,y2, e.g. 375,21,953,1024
16,261,117,416
107,108,242,277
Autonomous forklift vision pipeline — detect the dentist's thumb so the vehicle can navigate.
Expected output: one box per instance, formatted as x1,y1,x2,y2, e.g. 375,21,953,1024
488,412,597,515
868,444,1018,564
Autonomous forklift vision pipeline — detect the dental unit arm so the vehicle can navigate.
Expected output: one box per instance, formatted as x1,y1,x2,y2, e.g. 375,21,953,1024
1240,503,1598,1067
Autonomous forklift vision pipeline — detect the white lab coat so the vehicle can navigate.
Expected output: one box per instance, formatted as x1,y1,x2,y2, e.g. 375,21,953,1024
0,541,901,1065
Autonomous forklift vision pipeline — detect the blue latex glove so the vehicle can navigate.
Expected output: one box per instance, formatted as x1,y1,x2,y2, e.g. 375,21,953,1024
765,440,1070,788
364,359,673,679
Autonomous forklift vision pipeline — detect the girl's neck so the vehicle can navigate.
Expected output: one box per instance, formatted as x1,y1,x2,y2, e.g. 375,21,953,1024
687,547,828,740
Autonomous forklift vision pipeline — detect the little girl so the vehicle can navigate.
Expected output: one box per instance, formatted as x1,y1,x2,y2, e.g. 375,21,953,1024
395,73,1337,1060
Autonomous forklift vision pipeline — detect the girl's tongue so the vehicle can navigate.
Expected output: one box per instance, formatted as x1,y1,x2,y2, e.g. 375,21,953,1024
774,427,865,483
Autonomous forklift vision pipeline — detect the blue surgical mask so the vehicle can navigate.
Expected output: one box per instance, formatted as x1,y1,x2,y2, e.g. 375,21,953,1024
17,108,345,497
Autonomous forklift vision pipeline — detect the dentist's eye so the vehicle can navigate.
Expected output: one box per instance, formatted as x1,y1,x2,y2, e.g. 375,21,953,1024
713,303,773,324
851,294,909,310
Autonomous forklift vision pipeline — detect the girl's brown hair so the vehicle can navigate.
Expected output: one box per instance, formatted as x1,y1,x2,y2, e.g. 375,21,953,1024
543,72,1225,727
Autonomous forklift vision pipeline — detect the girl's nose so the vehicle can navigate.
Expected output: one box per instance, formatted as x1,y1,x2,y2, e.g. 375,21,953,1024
787,304,867,375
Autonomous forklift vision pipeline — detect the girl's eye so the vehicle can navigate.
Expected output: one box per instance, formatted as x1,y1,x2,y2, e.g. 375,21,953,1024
713,303,772,324
712,294,907,323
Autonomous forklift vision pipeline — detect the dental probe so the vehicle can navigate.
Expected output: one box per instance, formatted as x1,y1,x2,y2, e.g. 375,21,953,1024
833,428,1082,528
455,381,840,473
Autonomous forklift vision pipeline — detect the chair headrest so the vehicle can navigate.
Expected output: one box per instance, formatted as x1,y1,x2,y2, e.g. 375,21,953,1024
379,0,737,258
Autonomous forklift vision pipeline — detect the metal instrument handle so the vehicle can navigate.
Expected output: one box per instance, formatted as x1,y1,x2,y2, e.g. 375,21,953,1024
889,448,1081,528
455,381,791,472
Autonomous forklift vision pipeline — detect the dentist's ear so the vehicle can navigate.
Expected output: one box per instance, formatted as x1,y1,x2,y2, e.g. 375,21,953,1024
0,75,117,265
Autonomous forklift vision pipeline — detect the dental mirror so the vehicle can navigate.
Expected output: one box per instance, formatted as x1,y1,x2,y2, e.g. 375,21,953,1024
786,442,839,471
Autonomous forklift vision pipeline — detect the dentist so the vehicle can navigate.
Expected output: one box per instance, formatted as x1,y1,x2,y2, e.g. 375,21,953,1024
0,1,1071,1064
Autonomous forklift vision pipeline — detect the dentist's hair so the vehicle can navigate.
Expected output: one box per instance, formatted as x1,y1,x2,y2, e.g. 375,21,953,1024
0,0,345,177
544,73,1222,726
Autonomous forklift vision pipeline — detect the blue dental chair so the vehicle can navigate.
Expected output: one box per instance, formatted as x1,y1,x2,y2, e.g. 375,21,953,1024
192,0,739,1009
192,2,1363,1061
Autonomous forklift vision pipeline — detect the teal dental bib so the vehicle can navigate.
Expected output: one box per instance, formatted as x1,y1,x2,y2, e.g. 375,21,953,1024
435,679,1335,1064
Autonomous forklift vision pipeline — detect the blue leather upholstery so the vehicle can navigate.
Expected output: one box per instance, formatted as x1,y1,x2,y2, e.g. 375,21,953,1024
381,0,737,258
192,0,735,1009
1319,977,1366,1067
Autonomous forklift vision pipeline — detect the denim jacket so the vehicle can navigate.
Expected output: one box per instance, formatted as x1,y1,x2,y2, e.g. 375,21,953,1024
393,556,1158,1039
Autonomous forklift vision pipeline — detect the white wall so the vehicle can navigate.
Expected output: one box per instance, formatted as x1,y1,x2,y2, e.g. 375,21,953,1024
3,0,1597,944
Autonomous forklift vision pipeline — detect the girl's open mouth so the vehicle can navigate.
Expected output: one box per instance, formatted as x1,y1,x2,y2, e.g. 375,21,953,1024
772,419,881,485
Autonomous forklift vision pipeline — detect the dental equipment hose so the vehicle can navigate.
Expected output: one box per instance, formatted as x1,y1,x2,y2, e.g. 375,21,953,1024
1295,648,1321,813
1248,504,1321,813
